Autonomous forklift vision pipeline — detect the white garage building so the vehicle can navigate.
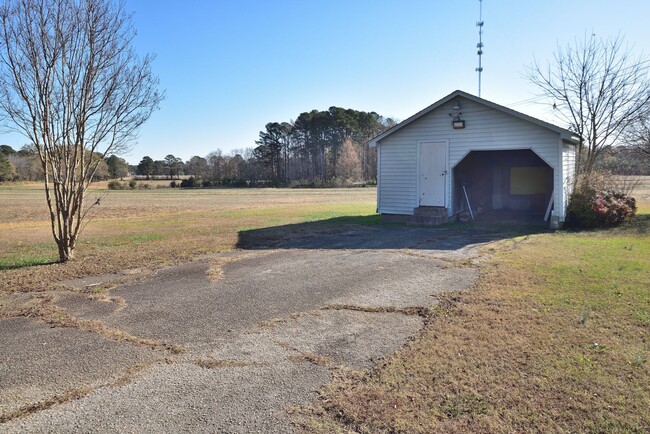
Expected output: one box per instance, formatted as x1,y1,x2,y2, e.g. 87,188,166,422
370,90,579,226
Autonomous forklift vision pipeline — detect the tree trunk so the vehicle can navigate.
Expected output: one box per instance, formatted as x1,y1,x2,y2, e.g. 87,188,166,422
57,242,75,262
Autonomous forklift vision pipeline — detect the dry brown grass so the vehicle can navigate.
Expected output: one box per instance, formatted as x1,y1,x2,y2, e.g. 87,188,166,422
0,362,154,423
619,175,650,200
299,215,650,433
323,304,432,317
0,185,375,370
194,358,269,369
0,386,95,423
10,302,184,353
0,186,376,296
631,175,650,213
288,353,334,367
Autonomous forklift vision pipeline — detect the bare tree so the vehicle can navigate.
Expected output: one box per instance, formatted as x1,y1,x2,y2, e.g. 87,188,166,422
529,35,650,175
0,0,163,262
337,138,361,181
626,116,650,158
206,149,224,183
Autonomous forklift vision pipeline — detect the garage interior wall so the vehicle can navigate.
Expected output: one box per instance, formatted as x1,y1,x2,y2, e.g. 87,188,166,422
453,149,554,216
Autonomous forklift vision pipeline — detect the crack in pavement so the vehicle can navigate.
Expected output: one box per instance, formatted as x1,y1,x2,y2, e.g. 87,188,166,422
0,386,95,424
193,358,271,369
1,227,496,432
15,303,185,354
322,303,433,317
0,361,160,424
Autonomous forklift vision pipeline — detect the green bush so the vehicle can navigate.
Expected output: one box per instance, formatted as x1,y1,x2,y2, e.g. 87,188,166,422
180,177,200,188
107,180,125,190
221,178,248,187
170,181,177,188
565,187,636,228
128,179,137,189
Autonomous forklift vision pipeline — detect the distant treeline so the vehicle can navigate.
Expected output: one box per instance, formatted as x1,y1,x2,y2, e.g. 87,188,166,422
0,106,397,186
5,106,647,185
595,146,650,176
134,107,397,187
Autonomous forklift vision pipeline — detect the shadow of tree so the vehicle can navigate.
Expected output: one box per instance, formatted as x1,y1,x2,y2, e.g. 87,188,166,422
0,258,59,271
236,215,550,251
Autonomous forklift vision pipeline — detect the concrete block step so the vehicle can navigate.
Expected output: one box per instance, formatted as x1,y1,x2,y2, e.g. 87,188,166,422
406,215,448,226
413,206,448,217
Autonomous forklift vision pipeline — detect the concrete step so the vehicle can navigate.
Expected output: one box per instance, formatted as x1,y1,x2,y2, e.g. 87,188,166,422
406,214,448,226
413,206,448,217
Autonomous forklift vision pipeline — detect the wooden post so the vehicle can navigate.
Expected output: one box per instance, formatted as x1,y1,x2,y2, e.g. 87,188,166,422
544,189,554,222
463,185,475,221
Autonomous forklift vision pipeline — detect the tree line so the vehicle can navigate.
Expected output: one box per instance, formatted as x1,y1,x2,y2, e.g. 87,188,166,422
251,107,396,184
2,106,396,186
3,124,649,186
132,106,397,187
0,144,134,182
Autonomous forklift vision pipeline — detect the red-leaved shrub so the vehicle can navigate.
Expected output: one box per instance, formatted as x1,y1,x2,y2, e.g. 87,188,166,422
566,187,636,228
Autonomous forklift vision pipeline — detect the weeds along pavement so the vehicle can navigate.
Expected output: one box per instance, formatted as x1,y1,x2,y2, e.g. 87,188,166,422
0,224,501,432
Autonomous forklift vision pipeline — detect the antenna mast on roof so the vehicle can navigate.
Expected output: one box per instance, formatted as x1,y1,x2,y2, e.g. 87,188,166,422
476,0,484,97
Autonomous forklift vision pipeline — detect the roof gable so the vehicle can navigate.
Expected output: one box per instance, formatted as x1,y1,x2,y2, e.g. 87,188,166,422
370,90,578,147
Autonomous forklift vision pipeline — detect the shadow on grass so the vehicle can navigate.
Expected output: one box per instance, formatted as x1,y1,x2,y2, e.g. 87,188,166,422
562,213,650,235
236,214,550,251
626,213,650,234
0,257,59,271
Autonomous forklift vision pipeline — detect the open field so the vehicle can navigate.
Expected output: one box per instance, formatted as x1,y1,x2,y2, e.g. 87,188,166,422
1,179,649,432
631,175,650,213
0,186,377,294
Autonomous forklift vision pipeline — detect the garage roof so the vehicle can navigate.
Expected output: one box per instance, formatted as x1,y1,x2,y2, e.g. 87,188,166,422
369,90,580,147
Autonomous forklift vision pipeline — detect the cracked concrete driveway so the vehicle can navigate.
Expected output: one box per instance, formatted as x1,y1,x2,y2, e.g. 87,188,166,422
0,225,499,433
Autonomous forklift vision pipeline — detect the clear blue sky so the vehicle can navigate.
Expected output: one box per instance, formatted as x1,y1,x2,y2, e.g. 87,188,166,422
3,0,650,164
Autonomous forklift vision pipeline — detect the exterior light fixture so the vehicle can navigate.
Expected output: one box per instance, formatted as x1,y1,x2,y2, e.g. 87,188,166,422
449,101,465,129
452,119,466,129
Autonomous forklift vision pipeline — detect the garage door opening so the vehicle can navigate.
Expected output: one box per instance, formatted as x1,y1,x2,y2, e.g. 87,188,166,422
453,149,553,224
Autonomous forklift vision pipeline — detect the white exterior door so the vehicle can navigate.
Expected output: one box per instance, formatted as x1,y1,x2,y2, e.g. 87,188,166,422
419,141,447,206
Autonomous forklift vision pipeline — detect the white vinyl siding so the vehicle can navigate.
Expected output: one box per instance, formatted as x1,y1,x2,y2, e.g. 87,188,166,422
377,143,417,214
560,142,577,220
377,97,565,216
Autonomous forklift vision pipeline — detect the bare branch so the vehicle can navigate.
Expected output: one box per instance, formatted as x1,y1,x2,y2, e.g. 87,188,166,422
0,0,164,262
528,34,650,175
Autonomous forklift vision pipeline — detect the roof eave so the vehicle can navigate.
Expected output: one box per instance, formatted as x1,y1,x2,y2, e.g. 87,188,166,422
368,90,463,146
561,133,581,145
367,89,579,146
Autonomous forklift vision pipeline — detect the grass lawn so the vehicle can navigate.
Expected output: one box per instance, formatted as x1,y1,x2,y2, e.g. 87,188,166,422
299,189,650,432
0,185,377,295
